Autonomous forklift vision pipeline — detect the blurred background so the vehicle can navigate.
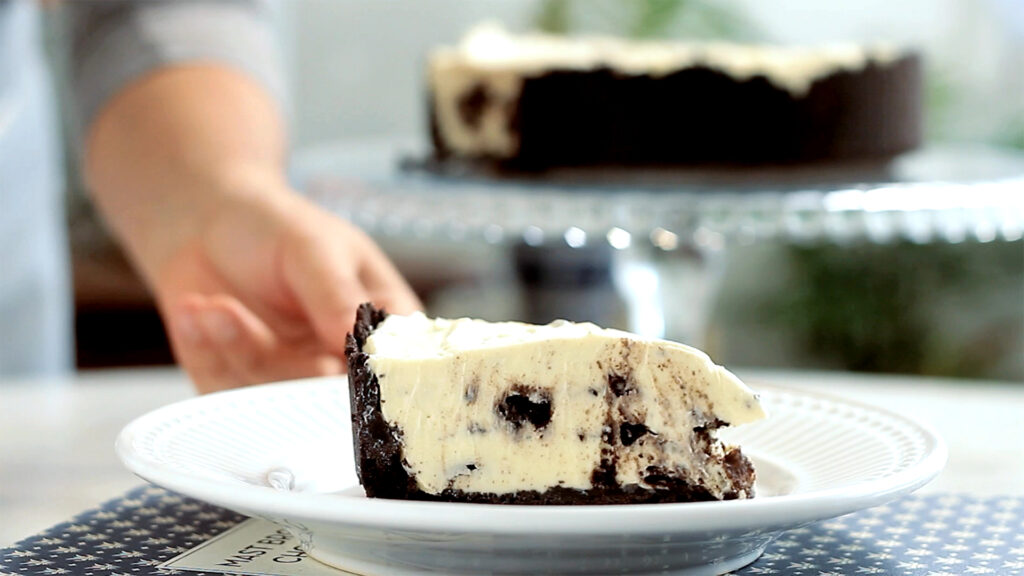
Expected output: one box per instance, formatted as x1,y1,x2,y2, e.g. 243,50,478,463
48,0,1023,380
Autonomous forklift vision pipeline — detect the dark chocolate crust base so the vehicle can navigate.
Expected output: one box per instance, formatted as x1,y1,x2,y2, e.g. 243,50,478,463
345,303,419,499
345,302,756,505
430,54,921,171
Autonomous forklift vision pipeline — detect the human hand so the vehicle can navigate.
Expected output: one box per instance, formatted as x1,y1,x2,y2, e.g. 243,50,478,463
152,182,421,394
81,64,421,393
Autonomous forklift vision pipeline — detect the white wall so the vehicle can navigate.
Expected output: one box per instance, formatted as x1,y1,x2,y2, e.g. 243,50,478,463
279,0,535,147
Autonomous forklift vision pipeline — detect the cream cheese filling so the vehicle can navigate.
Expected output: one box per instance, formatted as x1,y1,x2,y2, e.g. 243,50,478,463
365,313,765,496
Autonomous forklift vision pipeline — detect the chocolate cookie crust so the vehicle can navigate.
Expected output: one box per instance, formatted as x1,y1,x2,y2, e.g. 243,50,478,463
345,303,416,499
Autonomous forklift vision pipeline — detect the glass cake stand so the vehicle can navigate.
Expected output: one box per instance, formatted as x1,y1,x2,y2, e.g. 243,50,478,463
292,137,1024,345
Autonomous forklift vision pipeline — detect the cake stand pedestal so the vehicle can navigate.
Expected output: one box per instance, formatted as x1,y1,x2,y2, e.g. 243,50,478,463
292,138,1024,346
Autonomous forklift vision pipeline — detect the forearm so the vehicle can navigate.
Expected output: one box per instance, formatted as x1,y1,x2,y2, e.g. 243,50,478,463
84,64,292,285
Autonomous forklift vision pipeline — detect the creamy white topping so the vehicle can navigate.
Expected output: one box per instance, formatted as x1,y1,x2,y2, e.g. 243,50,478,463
436,23,901,93
365,313,766,497
429,23,903,158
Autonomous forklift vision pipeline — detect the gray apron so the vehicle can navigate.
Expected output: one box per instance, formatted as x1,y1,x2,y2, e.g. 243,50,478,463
0,0,73,375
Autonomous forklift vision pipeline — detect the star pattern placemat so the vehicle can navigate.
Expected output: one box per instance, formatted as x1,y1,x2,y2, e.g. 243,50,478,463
1,486,1022,576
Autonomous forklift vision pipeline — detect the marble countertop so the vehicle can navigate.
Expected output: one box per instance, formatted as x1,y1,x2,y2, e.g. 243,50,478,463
1,367,1021,548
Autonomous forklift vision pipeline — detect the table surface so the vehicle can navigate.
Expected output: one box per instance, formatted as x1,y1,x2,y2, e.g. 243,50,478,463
1,367,1022,549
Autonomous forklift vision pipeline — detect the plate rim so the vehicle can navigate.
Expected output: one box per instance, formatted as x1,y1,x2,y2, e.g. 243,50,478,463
116,377,947,536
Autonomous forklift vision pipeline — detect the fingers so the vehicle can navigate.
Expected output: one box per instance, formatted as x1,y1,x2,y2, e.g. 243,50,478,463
359,242,423,316
206,295,344,383
161,197,422,394
280,221,424,358
167,294,343,394
168,295,237,392
280,235,371,356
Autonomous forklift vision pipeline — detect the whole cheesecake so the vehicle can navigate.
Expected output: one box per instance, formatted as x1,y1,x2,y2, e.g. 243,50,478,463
428,24,922,170
345,303,766,505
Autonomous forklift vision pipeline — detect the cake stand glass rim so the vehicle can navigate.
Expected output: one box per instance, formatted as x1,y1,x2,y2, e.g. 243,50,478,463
293,138,1024,248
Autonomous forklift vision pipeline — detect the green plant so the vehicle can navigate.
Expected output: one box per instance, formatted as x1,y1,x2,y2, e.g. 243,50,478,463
535,0,572,34
764,241,1023,378
533,0,757,40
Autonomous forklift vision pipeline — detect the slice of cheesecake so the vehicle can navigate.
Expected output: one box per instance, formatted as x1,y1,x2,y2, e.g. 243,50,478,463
345,303,766,505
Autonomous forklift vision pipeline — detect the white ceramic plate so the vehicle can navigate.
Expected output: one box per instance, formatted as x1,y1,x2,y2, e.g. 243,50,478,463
117,378,945,576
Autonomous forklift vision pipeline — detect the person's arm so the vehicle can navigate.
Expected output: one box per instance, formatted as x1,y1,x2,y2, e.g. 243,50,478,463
68,2,420,392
